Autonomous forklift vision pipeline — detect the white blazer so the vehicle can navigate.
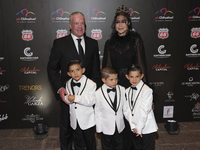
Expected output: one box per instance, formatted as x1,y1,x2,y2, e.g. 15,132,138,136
95,84,132,135
65,75,96,130
126,80,158,134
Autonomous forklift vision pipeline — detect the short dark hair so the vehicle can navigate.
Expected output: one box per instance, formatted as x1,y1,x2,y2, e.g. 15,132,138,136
101,66,118,79
127,64,143,75
68,60,83,71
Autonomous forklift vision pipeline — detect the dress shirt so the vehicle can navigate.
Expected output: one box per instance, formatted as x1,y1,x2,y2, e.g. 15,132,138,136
71,33,85,54
105,85,116,103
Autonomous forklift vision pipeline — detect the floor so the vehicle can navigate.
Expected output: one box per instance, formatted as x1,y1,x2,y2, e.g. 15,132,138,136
0,122,200,150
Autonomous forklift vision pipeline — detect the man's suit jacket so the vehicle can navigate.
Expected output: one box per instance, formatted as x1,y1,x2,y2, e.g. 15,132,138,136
47,34,101,93
126,80,158,134
65,75,96,130
95,84,132,135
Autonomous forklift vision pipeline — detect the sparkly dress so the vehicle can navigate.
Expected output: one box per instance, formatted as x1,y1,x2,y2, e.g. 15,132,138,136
102,31,148,88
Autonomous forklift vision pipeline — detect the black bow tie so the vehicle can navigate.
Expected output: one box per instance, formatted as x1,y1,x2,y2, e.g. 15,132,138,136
72,82,81,87
107,88,116,93
131,86,137,90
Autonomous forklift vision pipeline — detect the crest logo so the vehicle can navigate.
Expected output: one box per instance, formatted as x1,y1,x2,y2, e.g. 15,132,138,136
57,29,68,38
22,30,33,41
191,28,200,38
51,8,70,22
129,8,140,22
16,9,36,23
91,29,102,40
155,8,174,22
87,8,106,22
188,7,200,21
158,28,169,39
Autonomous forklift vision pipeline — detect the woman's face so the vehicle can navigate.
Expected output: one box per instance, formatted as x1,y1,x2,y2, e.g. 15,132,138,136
115,15,130,36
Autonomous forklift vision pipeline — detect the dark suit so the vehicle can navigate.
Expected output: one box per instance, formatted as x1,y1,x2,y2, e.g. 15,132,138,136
47,34,101,150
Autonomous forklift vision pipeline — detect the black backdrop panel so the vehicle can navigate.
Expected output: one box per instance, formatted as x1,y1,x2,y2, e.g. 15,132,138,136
0,0,200,129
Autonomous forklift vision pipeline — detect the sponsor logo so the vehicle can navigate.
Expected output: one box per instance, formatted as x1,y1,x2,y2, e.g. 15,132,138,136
87,8,106,22
0,57,4,61
19,85,42,91
91,29,102,40
185,93,199,101
158,28,169,39
153,45,171,58
22,114,43,123
155,8,174,22
57,29,68,38
181,77,200,87
0,84,9,92
188,7,200,21
24,95,43,106
163,106,174,118
16,9,36,23
192,102,200,118
0,100,7,103
51,8,70,22
22,30,34,41
190,28,200,38
20,47,39,61
0,114,8,122
184,63,200,70
149,81,164,87
165,91,175,102
0,67,6,75
20,67,40,74
152,64,171,71
186,44,200,57
129,8,140,22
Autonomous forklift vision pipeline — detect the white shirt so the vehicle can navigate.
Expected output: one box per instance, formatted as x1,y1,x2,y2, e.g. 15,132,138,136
105,84,116,103
71,33,85,54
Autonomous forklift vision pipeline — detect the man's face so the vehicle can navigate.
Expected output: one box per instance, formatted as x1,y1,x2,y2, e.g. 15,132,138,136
69,14,85,38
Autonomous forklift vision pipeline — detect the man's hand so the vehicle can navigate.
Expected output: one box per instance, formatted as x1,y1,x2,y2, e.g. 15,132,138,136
59,87,68,102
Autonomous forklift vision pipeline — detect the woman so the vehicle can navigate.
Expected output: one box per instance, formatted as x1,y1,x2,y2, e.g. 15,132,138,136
102,5,148,88
102,5,149,150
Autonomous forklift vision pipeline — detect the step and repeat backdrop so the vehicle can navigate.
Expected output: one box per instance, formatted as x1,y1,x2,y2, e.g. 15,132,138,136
0,0,200,129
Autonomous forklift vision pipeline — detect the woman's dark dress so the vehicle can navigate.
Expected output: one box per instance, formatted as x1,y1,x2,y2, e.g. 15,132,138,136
102,31,148,88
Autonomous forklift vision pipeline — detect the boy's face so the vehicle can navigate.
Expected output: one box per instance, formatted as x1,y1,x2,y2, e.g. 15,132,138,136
67,64,85,81
102,74,118,88
125,71,144,87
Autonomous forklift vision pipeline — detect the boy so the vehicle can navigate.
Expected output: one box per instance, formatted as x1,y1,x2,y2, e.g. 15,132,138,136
95,66,132,150
65,60,96,150
125,64,158,150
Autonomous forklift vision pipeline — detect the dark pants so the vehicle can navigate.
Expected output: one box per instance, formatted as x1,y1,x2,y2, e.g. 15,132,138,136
132,132,155,150
60,101,73,150
73,123,96,150
101,127,123,150
122,118,132,150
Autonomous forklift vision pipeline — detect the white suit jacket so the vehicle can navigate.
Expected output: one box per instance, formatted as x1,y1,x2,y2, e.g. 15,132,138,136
65,75,96,130
95,84,132,135
126,80,158,134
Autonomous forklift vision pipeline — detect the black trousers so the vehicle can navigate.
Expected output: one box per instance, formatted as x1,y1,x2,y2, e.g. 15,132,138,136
60,101,73,150
101,127,123,150
73,123,96,150
132,132,155,150
122,118,132,150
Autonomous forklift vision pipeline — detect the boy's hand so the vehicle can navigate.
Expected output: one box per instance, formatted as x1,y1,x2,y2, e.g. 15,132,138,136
68,94,75,103
133,128,143,138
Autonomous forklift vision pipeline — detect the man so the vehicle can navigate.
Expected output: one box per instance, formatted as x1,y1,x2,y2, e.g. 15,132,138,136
47,11,101,150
